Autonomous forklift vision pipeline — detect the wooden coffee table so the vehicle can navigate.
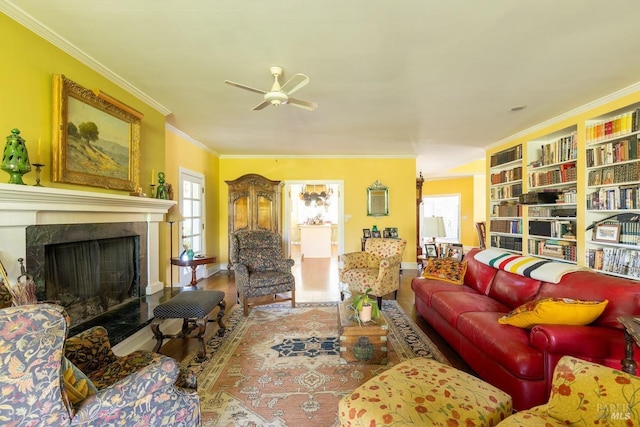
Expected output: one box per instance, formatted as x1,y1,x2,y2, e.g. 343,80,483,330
338,301,388,364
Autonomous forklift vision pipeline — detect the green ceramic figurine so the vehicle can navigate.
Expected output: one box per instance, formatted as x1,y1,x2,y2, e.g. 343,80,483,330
155,171,169,199
1,129,31,184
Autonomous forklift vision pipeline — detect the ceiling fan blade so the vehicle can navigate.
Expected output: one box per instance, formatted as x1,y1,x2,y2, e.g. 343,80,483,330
288,97,318,111
280,73,309,96
252,100,271,110
225,80,267,95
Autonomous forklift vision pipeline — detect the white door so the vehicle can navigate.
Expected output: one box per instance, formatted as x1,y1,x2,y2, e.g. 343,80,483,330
179,168,206,285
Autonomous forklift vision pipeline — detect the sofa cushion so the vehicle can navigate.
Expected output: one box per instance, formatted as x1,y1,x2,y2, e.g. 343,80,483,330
431,291,510,327
457,311,544,379
462,249,497,295
421,258,467,284
498,298,609,329
488,270,542,309
62,357,98,405
411,277,478,308
537,271,640,328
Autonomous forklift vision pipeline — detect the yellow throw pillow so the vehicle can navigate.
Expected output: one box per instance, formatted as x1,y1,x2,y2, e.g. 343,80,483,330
421,259,467,285
62,357,98,405
498,298,608,329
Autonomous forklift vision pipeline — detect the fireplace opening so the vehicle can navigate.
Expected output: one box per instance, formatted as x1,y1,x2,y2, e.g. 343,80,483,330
45,236,140,328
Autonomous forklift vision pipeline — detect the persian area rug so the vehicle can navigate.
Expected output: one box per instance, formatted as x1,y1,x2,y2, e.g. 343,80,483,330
182,301,449,427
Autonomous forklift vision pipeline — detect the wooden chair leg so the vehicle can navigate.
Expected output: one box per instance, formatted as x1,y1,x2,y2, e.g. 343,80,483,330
377,296,382,310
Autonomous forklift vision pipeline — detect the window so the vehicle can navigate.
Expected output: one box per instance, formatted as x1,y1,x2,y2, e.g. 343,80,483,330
423,194,460,243
179,169,205,284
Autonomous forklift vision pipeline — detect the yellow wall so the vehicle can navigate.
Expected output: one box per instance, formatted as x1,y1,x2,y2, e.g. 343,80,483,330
423,176,478,247
219,157,417,264
486,88,640,265
0,13,166,192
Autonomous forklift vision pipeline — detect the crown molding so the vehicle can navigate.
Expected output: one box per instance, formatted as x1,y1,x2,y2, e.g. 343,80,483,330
165,124,218,155
1,2,172,116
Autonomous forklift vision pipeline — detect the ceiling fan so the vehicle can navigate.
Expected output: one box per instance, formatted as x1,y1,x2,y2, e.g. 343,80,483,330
225,66,318,111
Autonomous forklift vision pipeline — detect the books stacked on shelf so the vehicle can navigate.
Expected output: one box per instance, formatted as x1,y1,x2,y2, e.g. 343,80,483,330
528,220,575,238
529,205,576,218
490,145,522,167
530,132,577,167
586,185,640,210
587,163,640,186
490,219,522,234
491,202,522,217
586,110,640,143
586,134,640,167
620,221,640,245
528,162,577,187
586,247,640,278
490,167,522,184
490,183,523,200
490,235,522,252
529,239,576,262
560,188,577,204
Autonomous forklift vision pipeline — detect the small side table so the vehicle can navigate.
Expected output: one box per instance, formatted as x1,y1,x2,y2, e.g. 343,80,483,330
171,255,217,287
617,316,640,375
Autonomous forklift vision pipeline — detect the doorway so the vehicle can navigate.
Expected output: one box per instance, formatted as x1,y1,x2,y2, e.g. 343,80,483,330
283,181,344,302
178,168,206,286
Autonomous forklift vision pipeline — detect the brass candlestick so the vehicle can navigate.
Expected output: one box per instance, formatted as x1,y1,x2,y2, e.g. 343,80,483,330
149,184,156,198
32,163,45,186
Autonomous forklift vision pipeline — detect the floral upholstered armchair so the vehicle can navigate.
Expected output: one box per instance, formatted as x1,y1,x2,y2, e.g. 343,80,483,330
0,303,201,426
339,238,407,308
231,230,296,316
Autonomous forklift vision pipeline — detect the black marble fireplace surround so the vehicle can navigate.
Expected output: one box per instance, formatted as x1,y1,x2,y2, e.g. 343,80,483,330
26,222,153,343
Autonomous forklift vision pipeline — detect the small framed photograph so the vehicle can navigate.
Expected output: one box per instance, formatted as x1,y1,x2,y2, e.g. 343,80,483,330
593,224,621,243
390,227,399,238
425,243,438,258
363,228,371,238
383,229,391,238
602,167,615,185
372,230,382,238
445,244,464,262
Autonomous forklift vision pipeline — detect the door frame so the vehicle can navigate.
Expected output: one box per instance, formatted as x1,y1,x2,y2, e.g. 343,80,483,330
178,167,206,286
283,180,344,260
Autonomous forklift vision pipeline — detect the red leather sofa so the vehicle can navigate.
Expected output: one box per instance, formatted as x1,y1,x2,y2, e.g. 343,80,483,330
411,247,640,410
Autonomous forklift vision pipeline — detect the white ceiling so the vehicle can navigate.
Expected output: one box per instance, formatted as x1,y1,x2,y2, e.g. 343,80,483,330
4,1,640,178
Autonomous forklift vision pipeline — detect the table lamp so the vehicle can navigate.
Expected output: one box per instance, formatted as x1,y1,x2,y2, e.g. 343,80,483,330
422,216,446,256
166,204,185,290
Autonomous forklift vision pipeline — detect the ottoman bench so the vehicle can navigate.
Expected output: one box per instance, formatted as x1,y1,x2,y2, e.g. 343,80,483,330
338,357,512,427
151,290,226,361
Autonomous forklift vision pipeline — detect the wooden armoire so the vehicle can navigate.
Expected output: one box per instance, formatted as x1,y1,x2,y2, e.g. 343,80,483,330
225,174,282,271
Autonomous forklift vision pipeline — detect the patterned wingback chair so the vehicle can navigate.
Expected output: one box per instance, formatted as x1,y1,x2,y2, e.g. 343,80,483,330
231,230,296,316
339,238,407,309
0,303,201,426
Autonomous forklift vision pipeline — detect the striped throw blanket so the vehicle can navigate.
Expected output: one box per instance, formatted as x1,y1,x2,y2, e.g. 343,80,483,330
474,248,583,284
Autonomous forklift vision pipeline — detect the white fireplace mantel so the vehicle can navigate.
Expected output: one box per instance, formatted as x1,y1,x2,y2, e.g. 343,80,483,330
0,183,175,294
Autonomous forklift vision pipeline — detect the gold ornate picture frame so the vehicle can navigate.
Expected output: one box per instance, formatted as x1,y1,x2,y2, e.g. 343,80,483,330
52,74,140,191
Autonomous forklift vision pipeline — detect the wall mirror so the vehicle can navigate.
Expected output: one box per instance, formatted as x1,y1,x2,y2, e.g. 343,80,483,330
367,180,389,218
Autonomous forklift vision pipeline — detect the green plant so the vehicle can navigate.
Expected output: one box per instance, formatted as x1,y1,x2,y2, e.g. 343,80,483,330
348,287,381,324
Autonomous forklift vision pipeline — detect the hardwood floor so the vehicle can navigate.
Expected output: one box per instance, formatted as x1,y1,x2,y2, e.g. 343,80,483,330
159,253,472,373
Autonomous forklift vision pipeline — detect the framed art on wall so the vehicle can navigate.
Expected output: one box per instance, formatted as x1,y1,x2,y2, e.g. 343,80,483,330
52,74,141,191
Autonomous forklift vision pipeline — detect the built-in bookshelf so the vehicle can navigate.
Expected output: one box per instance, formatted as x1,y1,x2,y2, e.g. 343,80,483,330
585,103,640,279
489,145,523,253
525,129,578,263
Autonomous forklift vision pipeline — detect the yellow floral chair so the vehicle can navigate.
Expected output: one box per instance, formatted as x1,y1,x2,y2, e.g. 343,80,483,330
498,355,640,426
339,238,406,308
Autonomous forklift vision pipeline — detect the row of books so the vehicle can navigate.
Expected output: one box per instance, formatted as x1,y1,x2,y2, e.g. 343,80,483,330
490,145,522,167
586,186,640,210
586,135,640,167
586,247,640,278
490,219,522,234
528,163,577,188
528,239,577,262
490,235,522,252
530,132,577,167
491,202,522,217
587,162,640,187
528,205,576,218
490,183,523,200
585,110,640,143
490,166,523,185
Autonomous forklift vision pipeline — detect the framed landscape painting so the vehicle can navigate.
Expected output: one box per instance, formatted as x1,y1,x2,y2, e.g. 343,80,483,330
52,74,140,191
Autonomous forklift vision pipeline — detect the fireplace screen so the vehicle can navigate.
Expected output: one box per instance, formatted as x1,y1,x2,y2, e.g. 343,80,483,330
45,236,139,327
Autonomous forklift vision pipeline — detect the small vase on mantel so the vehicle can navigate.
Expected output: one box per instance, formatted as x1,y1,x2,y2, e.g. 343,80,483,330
1,129,31,185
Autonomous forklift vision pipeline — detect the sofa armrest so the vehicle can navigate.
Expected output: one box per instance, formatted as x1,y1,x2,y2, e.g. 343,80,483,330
73,356,179,420
274,258,295,272
65,326,118,375
529,324,625,359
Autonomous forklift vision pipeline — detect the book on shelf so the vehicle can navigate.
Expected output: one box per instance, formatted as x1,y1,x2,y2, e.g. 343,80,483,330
586,109,640,143
490,145,522,167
